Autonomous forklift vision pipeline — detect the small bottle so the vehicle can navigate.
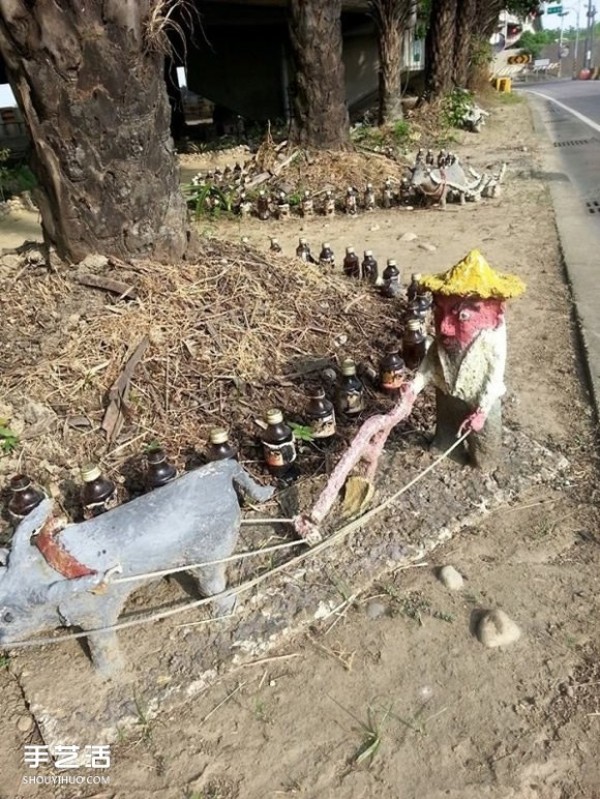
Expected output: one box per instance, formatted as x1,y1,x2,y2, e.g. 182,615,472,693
381,259,401,298
301,190,314,218
261,409,297,478
364,183,376,211
335,359,365,419
426,149,434,166
323,190,335,217
223,165,232,182
269,236,282,253
233,162,242,178
319,242,335,270
305,387,336,442
379,347,406,394
276,191,290,220
207,428,237,461
214,167,223,184
407,272,422,303
256,190,270,220
81,464,117,519
345,186,357,215
403,318,427,370
8,474,45,523
382,177,393,209
361,250,378,283
296,237,313,262
146,448,177,489
343,246,360,278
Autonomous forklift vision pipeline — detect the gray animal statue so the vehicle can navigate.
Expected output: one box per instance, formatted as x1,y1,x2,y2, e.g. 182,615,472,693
0,460,274,677
410,153,506,208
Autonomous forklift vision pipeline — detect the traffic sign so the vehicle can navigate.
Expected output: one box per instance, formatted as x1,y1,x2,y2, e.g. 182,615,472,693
547,5,563,13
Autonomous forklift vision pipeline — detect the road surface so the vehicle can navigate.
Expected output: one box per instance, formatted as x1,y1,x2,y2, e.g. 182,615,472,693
524,81,600,416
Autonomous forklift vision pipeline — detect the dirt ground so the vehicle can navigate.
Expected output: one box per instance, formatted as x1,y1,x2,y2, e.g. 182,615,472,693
2,96,600,799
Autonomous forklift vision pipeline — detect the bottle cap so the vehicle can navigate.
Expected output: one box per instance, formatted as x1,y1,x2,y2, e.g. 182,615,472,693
407,318,423,331
259,189,265,196
299,237,307,245
308,386,326,399
266,408,284,425
322,242,331,249
346,246,355,254
364,250,373,257
412,272,422,281
81,463,101,482
271,237,279,243
210,428,229,445
366,182,373,188
387,259,397,266
10,474,31,491
385,343,401,354
340,359,357,376
147,448,167,465
304,189,310,196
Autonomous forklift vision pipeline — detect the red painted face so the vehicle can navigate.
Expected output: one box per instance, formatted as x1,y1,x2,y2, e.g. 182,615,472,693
433,294,505,352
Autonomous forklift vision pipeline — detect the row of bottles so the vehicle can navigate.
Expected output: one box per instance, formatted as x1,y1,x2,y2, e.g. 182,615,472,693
415,149,457,169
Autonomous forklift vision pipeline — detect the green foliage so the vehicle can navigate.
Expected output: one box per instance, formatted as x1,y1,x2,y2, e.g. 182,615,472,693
182,181,234,219
441,88,474,129
0,147,37,201
470,37,493,69
514,29,556,59
351,118,413,152
0,419,19,455
289,423,314,442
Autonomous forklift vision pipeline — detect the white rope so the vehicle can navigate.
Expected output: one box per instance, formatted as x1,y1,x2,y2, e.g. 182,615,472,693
3,433,469,650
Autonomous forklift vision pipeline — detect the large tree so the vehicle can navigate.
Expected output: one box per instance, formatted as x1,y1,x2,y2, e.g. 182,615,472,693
287,0,350,149
424,0,458,99
369,0,416,125
0,0,190,264
453,0,477,87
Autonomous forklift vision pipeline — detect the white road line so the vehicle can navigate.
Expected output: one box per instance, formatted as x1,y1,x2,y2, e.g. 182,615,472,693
526,89,600,135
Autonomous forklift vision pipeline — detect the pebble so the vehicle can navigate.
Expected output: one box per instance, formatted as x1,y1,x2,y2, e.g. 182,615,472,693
79,253,109,270
399,231,418,242
418,242,437,252
438,565,464,591
477,609,521,648
17,715,33,733
369,224,380,231
365,600,386,620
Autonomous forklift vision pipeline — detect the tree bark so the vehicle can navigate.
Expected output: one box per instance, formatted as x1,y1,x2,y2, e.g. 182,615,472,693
0,0,190,264
425,0,459,99
288,0,350,149
370,0,414,125
453,0,477,87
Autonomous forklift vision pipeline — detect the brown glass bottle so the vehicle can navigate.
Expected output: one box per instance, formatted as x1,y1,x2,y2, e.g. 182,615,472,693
256,190,270,220
324,190,335,217
364,183,376,211
301,190,314,217
343,246,360,278
382,177,393,208
296,237,312,262
381,259,401,298
146,448,177,489
261,409,297,477
319,242,335,270
403,318,427,371
379,347,406,393
306,387,336,442
345,187,357,215
81,464,116,519
207,428,237,461
335,359,365,419
407,272,422,303
361,250,378,283
276,191,290,219
8,474,44,522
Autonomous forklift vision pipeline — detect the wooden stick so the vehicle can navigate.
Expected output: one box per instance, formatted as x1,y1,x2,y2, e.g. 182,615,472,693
77,274,137,299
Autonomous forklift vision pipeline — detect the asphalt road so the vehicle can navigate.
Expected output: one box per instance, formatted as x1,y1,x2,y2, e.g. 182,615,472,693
524,81,600,417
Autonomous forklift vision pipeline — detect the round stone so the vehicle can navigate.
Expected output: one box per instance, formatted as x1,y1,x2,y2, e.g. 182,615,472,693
438,565,464,591
477,609,521,648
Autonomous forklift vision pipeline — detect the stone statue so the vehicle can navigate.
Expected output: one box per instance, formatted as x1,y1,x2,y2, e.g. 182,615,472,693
295,250,526,541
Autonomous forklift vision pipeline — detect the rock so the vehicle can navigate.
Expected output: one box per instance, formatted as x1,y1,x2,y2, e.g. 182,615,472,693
0,253,22,270
438,565,464,590
17,715,34,733
477,609,521,648
365,601,386,620
369,224,380,232
418,242,437,252
80,253,109,270
399,231,418,242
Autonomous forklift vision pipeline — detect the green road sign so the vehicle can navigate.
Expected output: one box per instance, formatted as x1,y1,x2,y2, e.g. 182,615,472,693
546,5,563,13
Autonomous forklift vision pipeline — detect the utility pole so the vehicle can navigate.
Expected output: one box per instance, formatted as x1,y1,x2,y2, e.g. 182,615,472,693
583,0,596,69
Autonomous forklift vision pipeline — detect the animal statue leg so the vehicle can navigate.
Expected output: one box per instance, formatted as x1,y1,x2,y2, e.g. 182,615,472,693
86,627,126,678
192,563,235,616
467,399,502,471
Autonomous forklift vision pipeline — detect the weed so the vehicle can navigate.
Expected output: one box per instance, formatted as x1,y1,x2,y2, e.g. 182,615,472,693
496,92,523,105
133,694,154,743
182,181,235,219
289,423,314,443
0,654,10,669
0,148,37,201
330,697,391,766
253,698,271,724
441,88,475,129
0,419,19,455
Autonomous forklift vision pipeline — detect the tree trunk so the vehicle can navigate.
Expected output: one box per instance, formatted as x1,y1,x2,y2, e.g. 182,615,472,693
0,0,190,264
288,0,350,149
467,0,503,90
370,0,409,125
425,0,459,99
453,0,477,87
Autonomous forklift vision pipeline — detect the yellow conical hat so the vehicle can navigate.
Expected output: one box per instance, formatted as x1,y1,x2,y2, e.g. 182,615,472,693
420,249,526,299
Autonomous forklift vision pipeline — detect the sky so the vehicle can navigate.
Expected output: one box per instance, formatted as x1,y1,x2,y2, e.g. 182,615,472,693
542,1,588,31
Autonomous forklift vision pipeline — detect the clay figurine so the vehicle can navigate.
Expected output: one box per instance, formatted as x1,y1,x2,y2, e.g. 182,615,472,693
0,460,274,676
295,250,525,541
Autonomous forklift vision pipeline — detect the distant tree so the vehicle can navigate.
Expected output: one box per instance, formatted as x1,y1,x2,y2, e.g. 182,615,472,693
424,0,458,99
368,0,416,124
0,0,190,264
287,0,350,149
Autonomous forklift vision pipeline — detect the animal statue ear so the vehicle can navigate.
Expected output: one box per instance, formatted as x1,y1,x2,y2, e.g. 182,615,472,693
10,498,54,563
